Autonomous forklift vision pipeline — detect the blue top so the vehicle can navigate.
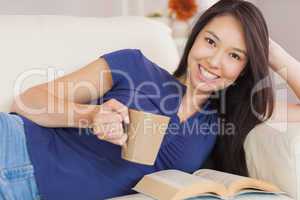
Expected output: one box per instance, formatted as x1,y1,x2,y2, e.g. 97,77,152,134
11,49,218,200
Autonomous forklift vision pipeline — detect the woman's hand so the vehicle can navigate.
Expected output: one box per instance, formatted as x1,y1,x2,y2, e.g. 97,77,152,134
269,38,290,72
267,38,300,123
91,98,130,146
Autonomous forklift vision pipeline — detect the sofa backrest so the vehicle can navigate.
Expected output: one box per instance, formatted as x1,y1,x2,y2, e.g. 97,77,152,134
0,15,179,112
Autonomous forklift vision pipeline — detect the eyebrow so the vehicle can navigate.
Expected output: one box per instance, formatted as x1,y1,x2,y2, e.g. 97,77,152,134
232,47,247,56
206,30,220,41
205,30,248,56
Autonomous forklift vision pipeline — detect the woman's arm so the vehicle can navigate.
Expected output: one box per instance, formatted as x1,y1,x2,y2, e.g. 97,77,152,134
268,38,300,122
10,58,113,128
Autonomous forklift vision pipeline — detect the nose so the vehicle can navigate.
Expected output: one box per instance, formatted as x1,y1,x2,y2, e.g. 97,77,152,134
208,50,223,69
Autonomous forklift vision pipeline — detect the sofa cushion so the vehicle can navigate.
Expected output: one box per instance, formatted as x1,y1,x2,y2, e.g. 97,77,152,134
0,15,179,112
245,121,300,200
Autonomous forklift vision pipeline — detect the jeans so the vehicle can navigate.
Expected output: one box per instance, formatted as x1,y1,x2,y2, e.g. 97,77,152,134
0,113,40,200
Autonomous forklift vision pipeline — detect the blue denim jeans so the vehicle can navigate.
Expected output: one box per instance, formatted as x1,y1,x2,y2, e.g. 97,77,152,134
0,113,40,200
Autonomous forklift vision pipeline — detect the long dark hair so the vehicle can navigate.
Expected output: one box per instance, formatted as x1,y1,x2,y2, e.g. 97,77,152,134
173,0,274,176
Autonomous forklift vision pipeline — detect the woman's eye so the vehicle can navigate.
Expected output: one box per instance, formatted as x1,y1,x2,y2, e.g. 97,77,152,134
205,37,216,47
230,53,241,61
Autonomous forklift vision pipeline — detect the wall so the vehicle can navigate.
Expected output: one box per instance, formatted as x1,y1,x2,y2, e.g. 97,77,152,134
253,0,300,102
0,0,121,17
254,0,300,61
0,0,218,17
0,0,297,56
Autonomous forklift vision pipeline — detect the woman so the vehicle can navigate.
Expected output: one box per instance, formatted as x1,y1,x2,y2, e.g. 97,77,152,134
1,0,300,199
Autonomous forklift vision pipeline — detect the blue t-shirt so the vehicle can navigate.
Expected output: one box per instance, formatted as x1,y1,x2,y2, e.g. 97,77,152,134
12,49,218,200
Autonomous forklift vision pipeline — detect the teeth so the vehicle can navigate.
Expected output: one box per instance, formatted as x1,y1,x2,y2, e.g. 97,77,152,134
199,65,219,80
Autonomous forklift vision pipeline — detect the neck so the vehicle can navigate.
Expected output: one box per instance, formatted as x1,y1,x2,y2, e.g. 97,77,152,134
177,77,211,122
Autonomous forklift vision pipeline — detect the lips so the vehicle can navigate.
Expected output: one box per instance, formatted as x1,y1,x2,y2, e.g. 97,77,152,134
197,64,220,82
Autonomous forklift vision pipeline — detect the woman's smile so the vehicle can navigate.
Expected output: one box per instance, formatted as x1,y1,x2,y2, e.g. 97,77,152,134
197,64,220,83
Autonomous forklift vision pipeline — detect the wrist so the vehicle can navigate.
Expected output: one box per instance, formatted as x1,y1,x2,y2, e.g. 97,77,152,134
269,46,289,71
71,103,100,128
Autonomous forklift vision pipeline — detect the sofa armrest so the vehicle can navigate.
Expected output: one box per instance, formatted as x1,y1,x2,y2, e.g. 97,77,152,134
244,121,300,200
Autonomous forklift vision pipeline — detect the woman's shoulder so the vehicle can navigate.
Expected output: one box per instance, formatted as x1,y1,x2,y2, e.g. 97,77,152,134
100,48,180,88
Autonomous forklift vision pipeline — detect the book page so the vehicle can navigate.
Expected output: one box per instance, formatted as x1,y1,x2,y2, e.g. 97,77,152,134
229,179,282,195
193,169,282,196
236,189,285,196
108,193,155,200
133,169,227,200
193,169,249,188
145,169,215,190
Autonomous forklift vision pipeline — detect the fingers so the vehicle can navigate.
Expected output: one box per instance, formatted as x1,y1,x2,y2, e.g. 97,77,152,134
91,98,130,146
93,122,123,139
92,121,128,145
93,112,123,124
103,133,128,146
94,128,128,146
107,99,130,124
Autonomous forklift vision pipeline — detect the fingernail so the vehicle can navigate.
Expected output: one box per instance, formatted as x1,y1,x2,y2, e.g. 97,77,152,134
125,116,130,124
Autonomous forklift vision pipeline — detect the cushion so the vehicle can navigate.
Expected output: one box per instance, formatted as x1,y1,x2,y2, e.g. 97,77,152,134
0,15,179,112
245,121,300,200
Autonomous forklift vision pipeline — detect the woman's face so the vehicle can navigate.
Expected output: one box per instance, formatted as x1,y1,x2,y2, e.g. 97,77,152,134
187,14,249,94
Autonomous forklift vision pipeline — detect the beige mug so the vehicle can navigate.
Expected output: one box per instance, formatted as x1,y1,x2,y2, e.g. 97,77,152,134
121,109,171,165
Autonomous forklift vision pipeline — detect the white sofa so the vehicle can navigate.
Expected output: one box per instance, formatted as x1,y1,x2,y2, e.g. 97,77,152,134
0,15,298,200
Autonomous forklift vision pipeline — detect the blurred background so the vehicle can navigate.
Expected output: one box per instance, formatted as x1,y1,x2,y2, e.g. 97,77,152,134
0,0,300,59
0,0,298,60
0,0,299,102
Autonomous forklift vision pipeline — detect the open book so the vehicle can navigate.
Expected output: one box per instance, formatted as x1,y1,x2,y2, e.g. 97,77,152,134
129,169,285,200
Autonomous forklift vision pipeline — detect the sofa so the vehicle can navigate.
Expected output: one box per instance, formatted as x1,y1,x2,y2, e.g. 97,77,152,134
0,15,298,200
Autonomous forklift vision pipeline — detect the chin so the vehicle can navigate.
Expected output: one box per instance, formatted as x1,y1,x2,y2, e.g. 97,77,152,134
190,77,215,94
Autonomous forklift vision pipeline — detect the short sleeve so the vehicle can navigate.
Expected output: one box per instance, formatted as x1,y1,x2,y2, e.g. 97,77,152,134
100,48,144,89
